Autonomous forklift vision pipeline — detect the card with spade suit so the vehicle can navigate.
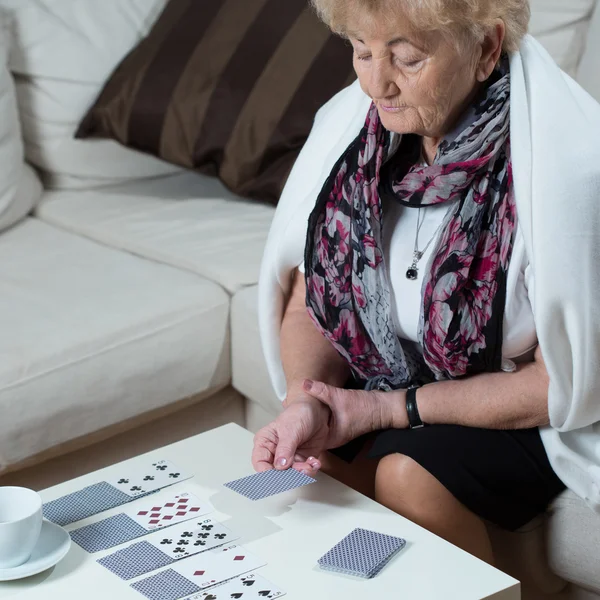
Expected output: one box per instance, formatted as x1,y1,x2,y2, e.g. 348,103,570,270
193,573,286,599
131,544,266,599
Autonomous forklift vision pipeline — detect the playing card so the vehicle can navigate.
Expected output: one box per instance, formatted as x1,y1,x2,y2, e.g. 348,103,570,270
98,519,239,580
131,546,265,600
151,518,238,560
126,492,211,531
71,492,211,553
192,573,286,600
224,469,316,501
42,482,131,526
107,459,191,498
71,513,149,553
173,544,266,590
98,541,174,580
317,528,406,578
42,459,191,527
131,568,201,600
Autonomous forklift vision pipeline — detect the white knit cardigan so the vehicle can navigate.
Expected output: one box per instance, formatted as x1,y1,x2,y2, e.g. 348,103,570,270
258,36,600,512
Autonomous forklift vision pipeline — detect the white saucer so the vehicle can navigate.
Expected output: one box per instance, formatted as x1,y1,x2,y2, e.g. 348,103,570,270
0,520,71,581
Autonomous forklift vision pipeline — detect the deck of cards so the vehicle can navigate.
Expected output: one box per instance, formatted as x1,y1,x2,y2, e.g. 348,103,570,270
318,528,406,579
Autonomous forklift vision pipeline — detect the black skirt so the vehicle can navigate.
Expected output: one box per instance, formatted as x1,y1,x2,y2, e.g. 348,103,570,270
330,425,565,531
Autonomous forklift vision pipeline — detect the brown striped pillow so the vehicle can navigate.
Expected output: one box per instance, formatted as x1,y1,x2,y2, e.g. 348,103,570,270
76,0,356,204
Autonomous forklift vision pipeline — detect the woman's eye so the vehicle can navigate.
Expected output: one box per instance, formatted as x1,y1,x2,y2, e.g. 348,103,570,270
356,54,371,62
397,57,423,68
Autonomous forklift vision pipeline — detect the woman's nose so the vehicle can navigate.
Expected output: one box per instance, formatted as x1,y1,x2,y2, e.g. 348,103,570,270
370,58,398,100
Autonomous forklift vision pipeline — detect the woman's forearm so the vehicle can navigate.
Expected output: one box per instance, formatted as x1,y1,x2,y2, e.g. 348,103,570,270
411,354,550,430
281,309,349,400
280,271,350,404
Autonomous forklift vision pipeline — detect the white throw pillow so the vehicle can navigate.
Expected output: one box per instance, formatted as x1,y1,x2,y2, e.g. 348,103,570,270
0,22,42,231
529,0,597,76
578,0,600,102
0,0,182,189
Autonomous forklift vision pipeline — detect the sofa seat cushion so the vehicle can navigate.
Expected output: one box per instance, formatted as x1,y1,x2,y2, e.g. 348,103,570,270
36,172,275,295
231,285,281,418
546,489,600,593
0,218,230,471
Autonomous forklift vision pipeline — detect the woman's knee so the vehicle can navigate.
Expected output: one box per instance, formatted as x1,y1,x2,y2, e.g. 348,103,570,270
374,453,437,508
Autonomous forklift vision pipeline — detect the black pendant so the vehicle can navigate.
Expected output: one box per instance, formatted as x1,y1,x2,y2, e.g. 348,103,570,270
406,268,418,280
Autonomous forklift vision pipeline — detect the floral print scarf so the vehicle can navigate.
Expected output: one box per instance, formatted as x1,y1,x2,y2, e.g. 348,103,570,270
304,64,515,390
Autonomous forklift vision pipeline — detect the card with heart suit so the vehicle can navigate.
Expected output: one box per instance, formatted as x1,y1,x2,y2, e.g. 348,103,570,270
42,459,192,526
71,492,212,553
224,468,316,501
98,518,240,580
192,573,286,599
131,545,266,600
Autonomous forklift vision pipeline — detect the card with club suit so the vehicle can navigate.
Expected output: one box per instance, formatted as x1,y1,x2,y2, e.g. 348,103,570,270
98,518,239,580
71,492,211,553
131,545,265,599
43,459,192,526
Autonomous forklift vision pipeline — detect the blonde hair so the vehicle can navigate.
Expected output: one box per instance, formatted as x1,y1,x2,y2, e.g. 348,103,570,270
309,0,530,52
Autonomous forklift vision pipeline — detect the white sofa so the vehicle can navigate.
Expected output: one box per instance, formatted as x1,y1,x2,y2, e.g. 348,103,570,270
1,1,599,598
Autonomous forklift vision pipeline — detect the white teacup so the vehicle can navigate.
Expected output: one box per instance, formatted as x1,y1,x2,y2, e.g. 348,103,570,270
0,487,43,569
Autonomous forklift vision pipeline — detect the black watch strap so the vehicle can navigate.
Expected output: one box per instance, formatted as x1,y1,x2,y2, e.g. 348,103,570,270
406,386,425,429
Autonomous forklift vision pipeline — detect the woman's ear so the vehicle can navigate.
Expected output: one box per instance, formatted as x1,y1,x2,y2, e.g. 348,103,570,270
477,20,506,82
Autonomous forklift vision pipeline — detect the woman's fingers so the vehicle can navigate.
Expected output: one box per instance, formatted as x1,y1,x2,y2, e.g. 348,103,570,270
251,428,277,472
292,456,322,476
252,444,275,472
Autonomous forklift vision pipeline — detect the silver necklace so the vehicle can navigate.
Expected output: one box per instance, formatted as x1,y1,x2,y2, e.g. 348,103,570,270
406,207,442,280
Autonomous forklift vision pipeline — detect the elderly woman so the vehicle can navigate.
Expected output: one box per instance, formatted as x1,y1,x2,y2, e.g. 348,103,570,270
254,0,600,564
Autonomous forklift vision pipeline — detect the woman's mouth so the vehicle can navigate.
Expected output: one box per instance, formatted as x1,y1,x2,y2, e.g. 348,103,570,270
378,104,405,113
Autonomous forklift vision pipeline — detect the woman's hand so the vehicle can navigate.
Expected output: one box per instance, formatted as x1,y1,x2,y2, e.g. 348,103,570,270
252,393,330,474
302,380,408,449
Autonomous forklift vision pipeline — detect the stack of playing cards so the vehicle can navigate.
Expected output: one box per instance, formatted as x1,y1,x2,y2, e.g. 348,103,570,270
318,528,406,579
43,460,191,526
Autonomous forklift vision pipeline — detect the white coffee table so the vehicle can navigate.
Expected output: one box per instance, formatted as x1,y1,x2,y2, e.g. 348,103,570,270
1,423,520,599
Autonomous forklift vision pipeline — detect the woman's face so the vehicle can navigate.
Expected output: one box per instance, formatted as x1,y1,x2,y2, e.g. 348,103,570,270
349,15,483,139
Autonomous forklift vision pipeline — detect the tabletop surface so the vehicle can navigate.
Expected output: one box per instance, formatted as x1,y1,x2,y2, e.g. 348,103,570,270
1,423,520,600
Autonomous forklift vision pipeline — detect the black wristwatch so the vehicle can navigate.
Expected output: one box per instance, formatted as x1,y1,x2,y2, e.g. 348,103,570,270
406,386,426,429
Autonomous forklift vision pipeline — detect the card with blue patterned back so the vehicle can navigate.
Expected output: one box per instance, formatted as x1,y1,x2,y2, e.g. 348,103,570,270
224,469,316,500
98,541,174,579
70,513,148,553
131,569,200,600
317,528,406,578
42,482,131,526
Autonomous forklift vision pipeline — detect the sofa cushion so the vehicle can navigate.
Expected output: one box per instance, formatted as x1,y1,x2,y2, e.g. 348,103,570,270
231,285,281,417
36,172,275,294
0,0,181,188
76,0,355,204
546,489,600,593
530,0,598,76
0,19,42,231
0,218,230,471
